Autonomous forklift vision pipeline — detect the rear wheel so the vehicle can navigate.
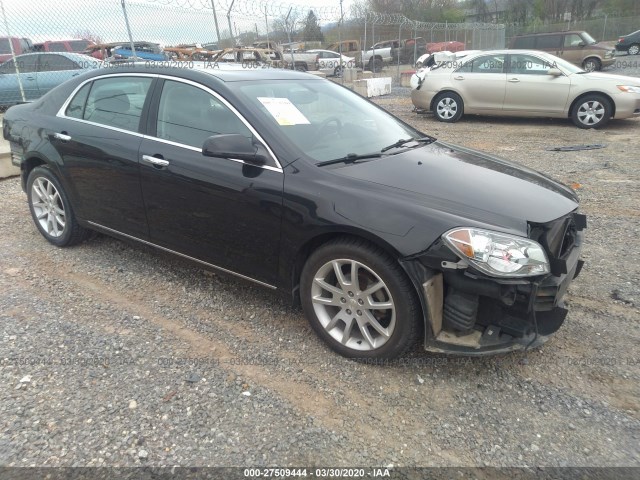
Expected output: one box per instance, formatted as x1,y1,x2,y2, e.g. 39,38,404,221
333,65,344,77
295,63,307,72
300,238,421,359
368,57,383,73
433,92,464,123
582,57,601,72
571,94,612,129
628,44,640,55
27,166,88,247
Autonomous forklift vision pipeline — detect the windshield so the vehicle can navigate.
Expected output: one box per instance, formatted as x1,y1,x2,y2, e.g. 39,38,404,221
581,32,597,45
233,79,425,163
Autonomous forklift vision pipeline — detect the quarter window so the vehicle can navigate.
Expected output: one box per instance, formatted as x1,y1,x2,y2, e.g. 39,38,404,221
156,80,252,149
82,76,152,132
65,82,92,119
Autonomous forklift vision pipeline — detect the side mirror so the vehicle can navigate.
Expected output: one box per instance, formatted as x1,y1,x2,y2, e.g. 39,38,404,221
202,134,267,165
548,68,563,77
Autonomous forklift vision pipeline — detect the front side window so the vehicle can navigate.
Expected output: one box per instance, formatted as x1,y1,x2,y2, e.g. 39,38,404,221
82,76,153,132
564,34,583,47
509,54,556,75
156,80,252,149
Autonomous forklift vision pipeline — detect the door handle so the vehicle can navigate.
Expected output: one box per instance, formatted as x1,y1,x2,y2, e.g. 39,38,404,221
53,132,71,142
508,78,520,83
454,75,464,80
26,76,35,81
142,154,170,168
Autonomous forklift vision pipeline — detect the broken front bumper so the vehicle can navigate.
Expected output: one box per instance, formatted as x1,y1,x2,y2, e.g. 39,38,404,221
401,214,586,356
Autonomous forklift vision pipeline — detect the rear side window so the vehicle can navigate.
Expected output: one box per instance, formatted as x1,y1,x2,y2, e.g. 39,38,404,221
65,82,92,119
82,76,153,132
38,54,79,72
512,36,535,49
536,35,562,49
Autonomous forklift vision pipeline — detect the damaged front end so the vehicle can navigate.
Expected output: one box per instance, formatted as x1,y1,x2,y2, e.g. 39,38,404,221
401,211,586,355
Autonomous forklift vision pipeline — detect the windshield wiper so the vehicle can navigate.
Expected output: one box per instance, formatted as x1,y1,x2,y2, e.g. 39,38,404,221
380,136,436,152
316,152,382,167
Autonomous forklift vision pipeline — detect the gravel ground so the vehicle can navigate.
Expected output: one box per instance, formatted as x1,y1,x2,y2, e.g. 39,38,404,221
1,63,639,470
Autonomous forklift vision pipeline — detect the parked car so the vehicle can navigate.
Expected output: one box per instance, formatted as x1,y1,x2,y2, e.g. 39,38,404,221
410,49,640,129
327,39,362,65
362,39,400,72
615,29,640,55
251,42,319,71
509,31,615,71
0,36,34,64
108,42,169,62
0,52,100,106
32,40,95,54
307,49,355,76
391,37,427,65
4,65,586,358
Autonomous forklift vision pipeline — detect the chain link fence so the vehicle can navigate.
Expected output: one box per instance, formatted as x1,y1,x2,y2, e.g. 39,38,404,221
0,0,506,107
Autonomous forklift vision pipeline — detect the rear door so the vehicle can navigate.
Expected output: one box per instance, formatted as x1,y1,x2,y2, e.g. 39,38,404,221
51,74,155,237
36,54,84,95
452,53,506,111
138,78,284,285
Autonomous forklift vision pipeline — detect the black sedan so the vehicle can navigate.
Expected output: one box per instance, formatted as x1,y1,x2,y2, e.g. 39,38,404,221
616,29,640,55
3,65,586,358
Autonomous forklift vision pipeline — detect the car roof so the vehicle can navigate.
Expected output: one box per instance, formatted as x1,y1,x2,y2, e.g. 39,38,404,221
11,51,96,62
515,31,586,37
80,63,322,82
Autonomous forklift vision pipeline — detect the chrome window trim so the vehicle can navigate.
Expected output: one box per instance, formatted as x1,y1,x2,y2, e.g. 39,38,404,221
87,221,277,290
56,72,284,173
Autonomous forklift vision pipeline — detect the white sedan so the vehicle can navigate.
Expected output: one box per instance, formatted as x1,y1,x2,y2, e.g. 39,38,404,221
307,49,355,77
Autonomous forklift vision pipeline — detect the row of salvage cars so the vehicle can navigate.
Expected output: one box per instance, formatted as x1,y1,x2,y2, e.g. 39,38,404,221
410,49,640,128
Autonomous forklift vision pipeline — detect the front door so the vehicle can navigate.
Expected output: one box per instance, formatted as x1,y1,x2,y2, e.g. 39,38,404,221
503,54,571,114
139,78,284,285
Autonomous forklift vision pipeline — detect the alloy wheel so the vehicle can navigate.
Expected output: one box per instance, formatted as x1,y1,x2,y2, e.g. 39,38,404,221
31,177,66,238
310,259,396,351
629,45,640,55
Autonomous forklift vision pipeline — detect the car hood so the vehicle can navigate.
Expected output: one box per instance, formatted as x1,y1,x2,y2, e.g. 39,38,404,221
333,141,579,232
572,71,640,86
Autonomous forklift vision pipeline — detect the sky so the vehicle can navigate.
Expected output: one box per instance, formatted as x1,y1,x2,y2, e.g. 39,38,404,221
0,0,353,45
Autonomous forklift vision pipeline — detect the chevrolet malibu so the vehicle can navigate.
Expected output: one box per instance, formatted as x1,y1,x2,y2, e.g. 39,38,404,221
3,66,586,358
411,49,640,129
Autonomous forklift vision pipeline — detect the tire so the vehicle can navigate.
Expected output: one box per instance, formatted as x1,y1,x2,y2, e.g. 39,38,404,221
368,57,383,73
333,65,344,77
582,57,601,72
300,238,421,359
433,91,464,123
628,44,640,55
570,94,612,129
27,166,88,247
295,63,307,72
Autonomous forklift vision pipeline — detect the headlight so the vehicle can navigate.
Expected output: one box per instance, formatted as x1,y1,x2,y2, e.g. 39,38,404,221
442,228,550,277
617,85,640,93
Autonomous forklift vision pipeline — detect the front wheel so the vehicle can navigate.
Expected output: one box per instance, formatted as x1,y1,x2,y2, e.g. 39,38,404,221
300,238,421,359
571,94,612,129
27,166,88,246
368,58,383,73
433,92,464,123
333,65,344,77
582,57,601,72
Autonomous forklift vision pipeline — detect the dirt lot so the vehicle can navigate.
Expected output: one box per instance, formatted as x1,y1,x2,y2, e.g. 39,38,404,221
1,80,639,470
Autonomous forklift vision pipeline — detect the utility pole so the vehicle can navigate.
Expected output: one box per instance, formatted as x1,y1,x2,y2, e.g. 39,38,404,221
210,0,221,45
227,0,235,46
